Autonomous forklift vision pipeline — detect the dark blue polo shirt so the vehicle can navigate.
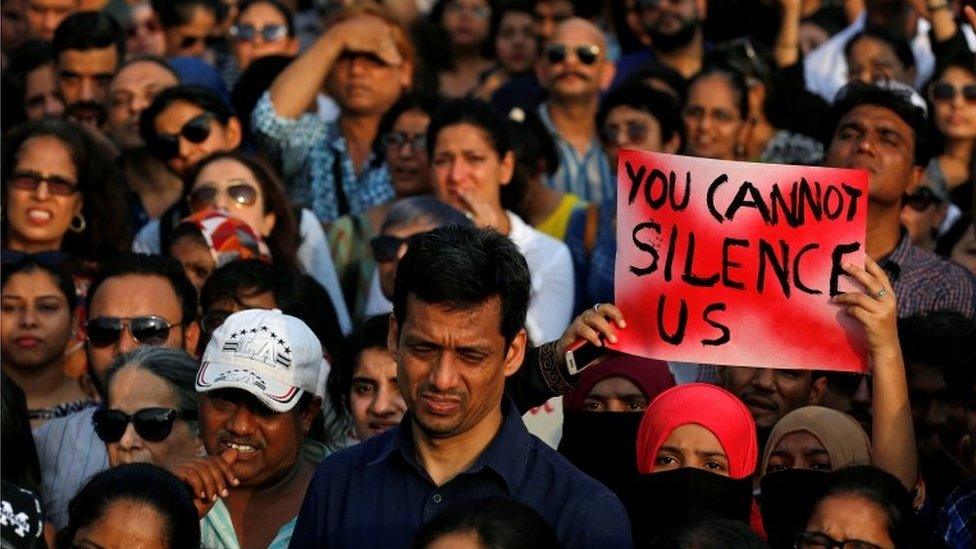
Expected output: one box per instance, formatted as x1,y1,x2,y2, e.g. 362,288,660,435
289,398,633,549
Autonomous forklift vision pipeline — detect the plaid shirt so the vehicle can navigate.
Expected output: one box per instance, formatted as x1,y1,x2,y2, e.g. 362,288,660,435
882,231,976,320
252,92,395,223
538,103,615,204
936,477,976,549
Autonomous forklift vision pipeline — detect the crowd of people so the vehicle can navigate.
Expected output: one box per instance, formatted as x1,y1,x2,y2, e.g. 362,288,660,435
0,0,975,547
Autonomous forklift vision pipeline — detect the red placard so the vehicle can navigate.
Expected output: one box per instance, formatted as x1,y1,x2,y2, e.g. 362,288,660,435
613,151,869,373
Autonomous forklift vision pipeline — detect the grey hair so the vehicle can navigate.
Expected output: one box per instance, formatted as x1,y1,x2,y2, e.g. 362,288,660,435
380,196,474,234
104,347,200,418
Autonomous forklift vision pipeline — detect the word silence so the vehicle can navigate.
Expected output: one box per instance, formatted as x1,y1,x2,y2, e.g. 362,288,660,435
613,151,869,373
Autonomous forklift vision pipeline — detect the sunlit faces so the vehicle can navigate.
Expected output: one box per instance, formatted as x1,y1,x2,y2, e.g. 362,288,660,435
930,67,976,141
71,500,169,549
537,19,614,99
431,123,514,215
765,430,832,473
153,102,242,176
495,10,537,74
724,367,824,430
350,347,406,440
390,296,526,439
57,45,119,125
846,35,914,87
652,423,730,476
231,0,297,70
188,158,274,235
682,73,745,161
804,495,896,549
4,135,82,252
442,0,491,50
199,388,318,487
106,366,201,468
1,268,73,370
108,60,179,150
325,16,412,116
824,105,920,206
601,104,678,169
582,376,649,412
25,0,75,41
23,62,64,121
163,5,218,58
385,109,432,196
377,220,437,300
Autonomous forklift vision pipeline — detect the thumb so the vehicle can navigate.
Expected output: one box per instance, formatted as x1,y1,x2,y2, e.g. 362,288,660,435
220,447,239,465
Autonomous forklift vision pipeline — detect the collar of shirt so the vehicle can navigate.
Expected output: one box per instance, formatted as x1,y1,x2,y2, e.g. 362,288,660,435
367,397,530,494
537,103,603,160
325,122,380,171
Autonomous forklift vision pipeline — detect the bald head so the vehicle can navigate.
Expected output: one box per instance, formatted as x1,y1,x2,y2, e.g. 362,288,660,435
551,17,607,50
537,17,616,100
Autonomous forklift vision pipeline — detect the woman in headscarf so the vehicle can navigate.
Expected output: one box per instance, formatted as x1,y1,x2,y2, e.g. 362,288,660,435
167,209,271,292
759,406,872,548
630,383,759,545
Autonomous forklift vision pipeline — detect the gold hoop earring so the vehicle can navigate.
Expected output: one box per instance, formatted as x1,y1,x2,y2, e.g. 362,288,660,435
69,213,86,233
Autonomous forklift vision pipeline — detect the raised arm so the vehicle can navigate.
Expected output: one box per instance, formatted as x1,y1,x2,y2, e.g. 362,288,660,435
774,0,802,68
832,258,917,490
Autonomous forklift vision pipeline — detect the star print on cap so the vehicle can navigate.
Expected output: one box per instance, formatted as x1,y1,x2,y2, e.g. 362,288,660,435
196,309,327,413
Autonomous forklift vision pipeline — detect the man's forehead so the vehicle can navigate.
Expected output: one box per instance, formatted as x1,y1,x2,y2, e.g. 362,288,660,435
839,103,912,134
90,274,181,315
552,18,605,48
113,61,178,89
401,295,505,342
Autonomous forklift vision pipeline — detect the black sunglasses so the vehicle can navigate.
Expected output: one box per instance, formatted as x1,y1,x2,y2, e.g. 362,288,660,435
545,43,601,66
601,121,651,145
85,316,177,348
931,82,976,103
149,113,214,161
8,171,79,196
229,23,288,42
382,132,427,152
0,250,70,267
793,531,882,549
187,184,259,212
93,407,196,443
370,234,407,262
903,187,942,211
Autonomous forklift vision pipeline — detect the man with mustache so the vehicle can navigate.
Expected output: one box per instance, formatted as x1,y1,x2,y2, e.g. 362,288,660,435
52,10,124,129
290,226,631,548
535,18,616,203
615,0,707,84
173,309,325,549
723,367,828,449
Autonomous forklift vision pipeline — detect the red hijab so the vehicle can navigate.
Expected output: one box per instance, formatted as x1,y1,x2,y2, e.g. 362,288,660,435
635,383,758,480
563,354,675,411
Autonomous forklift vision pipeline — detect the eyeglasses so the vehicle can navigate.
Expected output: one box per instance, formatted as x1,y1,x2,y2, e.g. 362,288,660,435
545,43,602,66
93,407,196,443
931,82,976,104
178,34,223,50
382,131,427,152
370,234,407,262
8,172,79,196
187,184,259,212
85,316,177,348
903,186,942,211
601,122,651,145
148,113,214,161
229,23,289,42
793,531,883,549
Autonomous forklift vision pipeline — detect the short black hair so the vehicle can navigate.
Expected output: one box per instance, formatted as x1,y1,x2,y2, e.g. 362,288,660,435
818,81,929,166
393,225,530,345
621,63,688,105
85,254,198,326
58,463,200,549
139,84,235,149
844,27,916,72
814,466,915,548
597,82,684,148
898,310,976,398
412,497,560,549
427,98,512,161
653,519,768,549
52,11,126,60
151,0,223,28
6,39,56,84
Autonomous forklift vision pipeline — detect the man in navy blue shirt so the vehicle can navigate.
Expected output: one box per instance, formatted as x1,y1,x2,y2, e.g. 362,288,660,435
289,225,632,548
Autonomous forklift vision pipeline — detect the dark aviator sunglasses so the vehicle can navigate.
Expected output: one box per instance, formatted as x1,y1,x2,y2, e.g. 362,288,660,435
93,407,196,443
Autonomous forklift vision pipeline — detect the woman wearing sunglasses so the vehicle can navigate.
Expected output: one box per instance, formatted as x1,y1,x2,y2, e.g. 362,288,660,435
95,346,203,470
229,0,298,71
926,52,976,213
1,119,131,264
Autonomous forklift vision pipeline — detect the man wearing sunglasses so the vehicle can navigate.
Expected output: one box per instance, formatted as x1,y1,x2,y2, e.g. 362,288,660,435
535,18,616,204
32,254,200,528
173,309,324,548
52,10,125,129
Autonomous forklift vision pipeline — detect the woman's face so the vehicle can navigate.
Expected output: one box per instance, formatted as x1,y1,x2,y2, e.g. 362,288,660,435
385,109,432,197
846,36,913,86
349,347,407,441
169,234,215,292
930,67,976,141
232,1,297,70
653,423,730,476
72,500,169,549
582,376,649,412
106,366,201,469
765,430,832,473
442,0,491,50
0,269,73,370
496,11,537,74
431,123,513,215
189,158,274,236
154,101,241,176
683,74,745,160
803,495,895,549
4,135,83,251
126,2,166,57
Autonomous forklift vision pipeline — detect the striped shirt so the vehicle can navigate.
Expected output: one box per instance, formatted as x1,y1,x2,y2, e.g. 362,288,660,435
538,104,615,204
251,92,395,223
32,407,108,529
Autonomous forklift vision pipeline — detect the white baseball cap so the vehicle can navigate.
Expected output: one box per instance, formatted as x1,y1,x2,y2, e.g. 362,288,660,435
196,309,327,413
